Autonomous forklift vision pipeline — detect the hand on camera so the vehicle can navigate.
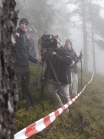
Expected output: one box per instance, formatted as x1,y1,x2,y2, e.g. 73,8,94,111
52,51,57,55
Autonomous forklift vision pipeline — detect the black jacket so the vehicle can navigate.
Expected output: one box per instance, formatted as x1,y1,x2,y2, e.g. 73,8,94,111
67,48,79,73
44,47,71,84
15,28,37,67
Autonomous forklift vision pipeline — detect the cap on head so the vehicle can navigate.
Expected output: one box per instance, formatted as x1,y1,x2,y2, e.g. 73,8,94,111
65,38,71,43
19,18,29,26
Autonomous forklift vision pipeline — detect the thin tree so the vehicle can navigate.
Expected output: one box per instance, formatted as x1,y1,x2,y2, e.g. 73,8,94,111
0,0,18,138
67,0,103,71
82,0,88,71
89,0,96,73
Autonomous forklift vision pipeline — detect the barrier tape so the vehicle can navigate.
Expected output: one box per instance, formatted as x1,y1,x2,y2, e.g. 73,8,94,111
14,71,94,139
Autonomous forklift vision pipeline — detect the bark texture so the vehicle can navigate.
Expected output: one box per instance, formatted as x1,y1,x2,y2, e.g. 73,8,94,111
0,0,18,138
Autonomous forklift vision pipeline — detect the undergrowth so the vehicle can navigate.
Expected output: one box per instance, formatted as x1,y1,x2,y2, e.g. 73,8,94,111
15,65,104,139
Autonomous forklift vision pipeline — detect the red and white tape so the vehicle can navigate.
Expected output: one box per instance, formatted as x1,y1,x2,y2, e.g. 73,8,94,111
14,71,94,139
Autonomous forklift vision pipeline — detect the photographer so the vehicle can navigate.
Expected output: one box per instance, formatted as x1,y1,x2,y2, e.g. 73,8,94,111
43,38,72,113
15,18,41,109
64,39,79,97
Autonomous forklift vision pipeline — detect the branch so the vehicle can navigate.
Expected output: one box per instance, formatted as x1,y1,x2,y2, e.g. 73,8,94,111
66,113,86,133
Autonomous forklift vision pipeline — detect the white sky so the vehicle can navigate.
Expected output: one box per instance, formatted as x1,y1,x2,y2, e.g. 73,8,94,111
95,1,104,18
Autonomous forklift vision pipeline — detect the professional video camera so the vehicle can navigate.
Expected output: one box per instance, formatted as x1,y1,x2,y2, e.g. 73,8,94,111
41,34,58,49
38,34,59,55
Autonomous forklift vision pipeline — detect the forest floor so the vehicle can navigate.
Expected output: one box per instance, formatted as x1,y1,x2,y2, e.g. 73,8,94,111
15,65,104,139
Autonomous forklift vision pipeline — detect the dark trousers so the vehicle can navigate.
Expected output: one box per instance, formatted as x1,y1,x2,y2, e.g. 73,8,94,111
16,65,32,108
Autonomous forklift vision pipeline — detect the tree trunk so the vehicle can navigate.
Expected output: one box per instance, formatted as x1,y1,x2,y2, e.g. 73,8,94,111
82,1,88,71
89,0,96,73
0,0,18,139
91,20,96,73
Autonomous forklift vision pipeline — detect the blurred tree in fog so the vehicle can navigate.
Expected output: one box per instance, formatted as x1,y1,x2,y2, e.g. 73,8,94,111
16,0,55,37
0,0,18,138
67,0,103,72
48,0,72,44
93,17,104,50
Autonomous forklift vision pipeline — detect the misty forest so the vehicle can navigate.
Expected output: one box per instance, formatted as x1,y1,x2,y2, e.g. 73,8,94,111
0,0,104,139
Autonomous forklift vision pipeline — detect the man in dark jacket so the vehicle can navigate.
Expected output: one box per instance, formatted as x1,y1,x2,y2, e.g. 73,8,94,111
45,42,71,113
15,18,41,109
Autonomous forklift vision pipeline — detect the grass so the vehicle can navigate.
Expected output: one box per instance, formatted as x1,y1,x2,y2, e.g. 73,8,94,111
15,65,104,139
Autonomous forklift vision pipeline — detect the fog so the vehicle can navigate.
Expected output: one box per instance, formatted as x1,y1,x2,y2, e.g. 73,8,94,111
70,27,104,75
16,0,104,75
70,0,104,75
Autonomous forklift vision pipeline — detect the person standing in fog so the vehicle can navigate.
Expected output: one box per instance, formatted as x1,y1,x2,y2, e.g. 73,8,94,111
44,41,71,113
64,39,79,97
15,18,41,109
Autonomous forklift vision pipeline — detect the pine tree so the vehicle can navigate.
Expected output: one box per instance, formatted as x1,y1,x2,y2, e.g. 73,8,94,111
67,0,103,71
49,0,72,44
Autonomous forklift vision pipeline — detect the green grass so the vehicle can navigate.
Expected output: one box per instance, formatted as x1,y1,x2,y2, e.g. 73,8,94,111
15,65,104,139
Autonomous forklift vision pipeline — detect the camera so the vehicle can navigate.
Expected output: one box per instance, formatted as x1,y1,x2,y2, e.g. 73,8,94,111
38,34,60,56
41,34,58,49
